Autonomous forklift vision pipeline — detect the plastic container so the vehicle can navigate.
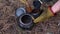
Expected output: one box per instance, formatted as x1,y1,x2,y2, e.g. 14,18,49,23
15,7,26,17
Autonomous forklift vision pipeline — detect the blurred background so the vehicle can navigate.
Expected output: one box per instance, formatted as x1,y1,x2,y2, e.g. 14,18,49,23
0,0,59,34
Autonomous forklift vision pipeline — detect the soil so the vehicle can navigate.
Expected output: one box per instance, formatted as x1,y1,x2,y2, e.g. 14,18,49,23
0,0,59,34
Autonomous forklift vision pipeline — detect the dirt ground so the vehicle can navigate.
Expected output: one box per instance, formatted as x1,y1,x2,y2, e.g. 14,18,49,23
0,0,59,34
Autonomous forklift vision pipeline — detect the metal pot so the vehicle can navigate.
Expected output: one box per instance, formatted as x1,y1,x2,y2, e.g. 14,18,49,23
33,0,41,9
17,14,34,30
30,9,43,18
